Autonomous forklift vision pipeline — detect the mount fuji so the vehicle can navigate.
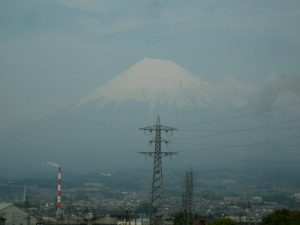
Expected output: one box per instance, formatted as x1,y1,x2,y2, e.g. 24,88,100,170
74,58,255,112
0,58,255,176
75,58,217,110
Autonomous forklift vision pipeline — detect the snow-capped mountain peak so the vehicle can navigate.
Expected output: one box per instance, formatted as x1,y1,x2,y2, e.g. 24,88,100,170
76,58,215,109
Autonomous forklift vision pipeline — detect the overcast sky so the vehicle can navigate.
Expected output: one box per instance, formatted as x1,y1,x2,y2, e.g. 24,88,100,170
1,0,300,134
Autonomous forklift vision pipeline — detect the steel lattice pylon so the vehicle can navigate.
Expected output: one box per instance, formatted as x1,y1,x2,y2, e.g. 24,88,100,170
139,117,177,225
182,168,194,224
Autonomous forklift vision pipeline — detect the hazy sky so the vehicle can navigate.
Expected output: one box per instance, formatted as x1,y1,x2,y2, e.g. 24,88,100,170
1,0,300,134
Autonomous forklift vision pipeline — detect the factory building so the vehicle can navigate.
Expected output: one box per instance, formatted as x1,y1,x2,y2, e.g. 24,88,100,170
0,203,37,225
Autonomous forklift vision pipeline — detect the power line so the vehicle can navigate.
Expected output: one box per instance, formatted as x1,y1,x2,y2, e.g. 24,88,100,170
178,154,300,165
177,101,300,128
176,143,300,149
179,118,300,133
175,118,300,140
175,135,299,152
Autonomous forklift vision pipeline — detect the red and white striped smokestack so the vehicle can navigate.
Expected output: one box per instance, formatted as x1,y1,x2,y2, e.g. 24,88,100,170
57,166,62,210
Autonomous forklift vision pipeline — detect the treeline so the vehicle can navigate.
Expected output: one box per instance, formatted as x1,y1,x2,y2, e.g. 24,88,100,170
262,209,300,225
173,209,300,225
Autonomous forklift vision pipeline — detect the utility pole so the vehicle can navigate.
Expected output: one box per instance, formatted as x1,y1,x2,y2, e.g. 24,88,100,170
139,117,177,225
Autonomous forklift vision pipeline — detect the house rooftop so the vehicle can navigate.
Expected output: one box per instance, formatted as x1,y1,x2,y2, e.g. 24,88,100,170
0,203,12,211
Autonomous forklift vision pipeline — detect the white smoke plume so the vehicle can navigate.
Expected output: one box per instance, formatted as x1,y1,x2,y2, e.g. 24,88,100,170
46,161,60,168
100,172,112,177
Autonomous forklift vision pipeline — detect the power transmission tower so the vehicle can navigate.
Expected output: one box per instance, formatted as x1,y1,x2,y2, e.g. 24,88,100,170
182,168,194,224
139,117,177,225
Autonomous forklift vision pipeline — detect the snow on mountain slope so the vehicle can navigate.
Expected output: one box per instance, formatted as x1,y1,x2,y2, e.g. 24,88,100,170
75,58,216,110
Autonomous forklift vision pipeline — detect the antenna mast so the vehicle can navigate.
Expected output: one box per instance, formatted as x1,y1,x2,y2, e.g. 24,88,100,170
139,117,177,225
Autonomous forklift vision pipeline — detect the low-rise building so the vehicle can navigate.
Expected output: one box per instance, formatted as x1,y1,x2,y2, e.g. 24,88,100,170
0,203,37,225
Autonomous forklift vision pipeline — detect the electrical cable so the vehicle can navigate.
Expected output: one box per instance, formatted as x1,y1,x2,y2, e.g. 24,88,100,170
175,135,299,152
177,101,300,128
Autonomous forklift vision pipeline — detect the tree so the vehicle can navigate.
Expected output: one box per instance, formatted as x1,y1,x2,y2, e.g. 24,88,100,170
135,201,151,215
209,218,237,225
173,212,209,225
262,209,300,225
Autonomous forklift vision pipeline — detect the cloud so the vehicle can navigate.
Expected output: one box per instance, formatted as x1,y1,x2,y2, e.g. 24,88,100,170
212,76,257,108
159,1,300,41
81,17,142,37
144,1,163,18
258,75,300,110
47,0,144,37
54,0,118,13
